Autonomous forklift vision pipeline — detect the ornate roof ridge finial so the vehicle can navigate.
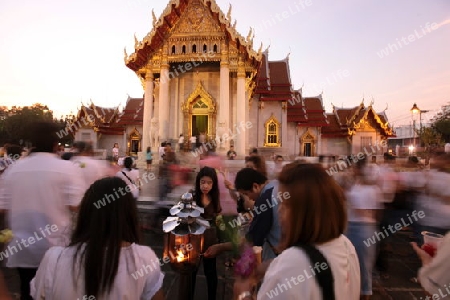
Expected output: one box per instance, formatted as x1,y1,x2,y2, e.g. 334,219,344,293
264,42,271,53
369,97,374,107
152,9,157,27
227,3,232,21
247,27,253,42
232,20,237,30
134,33,139,48
258,42,263,55
123,47,128,63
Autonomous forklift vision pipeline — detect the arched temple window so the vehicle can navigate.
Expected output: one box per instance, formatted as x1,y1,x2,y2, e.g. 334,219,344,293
264,115,281,147
301,130,315,157
171,45,176,54
182,45,186,54
213,44,218,53
203,44,207,53
192,44,197,53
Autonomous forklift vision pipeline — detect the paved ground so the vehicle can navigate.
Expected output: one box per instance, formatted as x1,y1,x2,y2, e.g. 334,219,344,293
2,158,429,299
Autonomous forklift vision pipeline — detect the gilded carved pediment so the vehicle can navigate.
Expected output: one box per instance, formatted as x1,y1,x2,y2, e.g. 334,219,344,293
182,82,216,113
170,0,223,36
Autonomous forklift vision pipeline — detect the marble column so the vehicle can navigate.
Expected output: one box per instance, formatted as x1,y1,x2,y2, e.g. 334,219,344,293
219,46,230,150
158,63,170,143
143,71,154,150
236,59,246,157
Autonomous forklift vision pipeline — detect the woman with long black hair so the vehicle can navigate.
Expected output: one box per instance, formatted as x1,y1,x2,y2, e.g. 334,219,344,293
30,177,164,299
191,166,222,300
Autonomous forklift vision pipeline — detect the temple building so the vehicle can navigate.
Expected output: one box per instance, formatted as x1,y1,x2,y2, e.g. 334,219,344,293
71,0,394,159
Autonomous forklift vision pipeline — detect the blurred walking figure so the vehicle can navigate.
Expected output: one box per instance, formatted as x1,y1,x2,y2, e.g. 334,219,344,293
159,144,176,200
345,157,384,299
190,135,197,152
226,145,237,160
0,122,85,300
178,134,184,152
268,155,284,180
116,157,140,200
414,153,450,240
146,147,153,173
71,141,110,189
30,177,164,299
112,143,119,162
244,155,267,178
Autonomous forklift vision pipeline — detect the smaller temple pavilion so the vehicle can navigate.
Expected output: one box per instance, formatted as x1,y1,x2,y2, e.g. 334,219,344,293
71,98,144,157
321,102,395,156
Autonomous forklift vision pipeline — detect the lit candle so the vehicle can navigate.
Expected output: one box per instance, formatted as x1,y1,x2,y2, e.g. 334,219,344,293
176,249,186,262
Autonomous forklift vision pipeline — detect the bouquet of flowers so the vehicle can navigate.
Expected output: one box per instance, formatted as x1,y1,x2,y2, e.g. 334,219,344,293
0,229,13,243
215,214,242,255
234,244,257,278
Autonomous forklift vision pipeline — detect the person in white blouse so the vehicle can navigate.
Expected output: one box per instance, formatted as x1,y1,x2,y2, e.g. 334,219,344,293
30,177,164,300
116,156,140,199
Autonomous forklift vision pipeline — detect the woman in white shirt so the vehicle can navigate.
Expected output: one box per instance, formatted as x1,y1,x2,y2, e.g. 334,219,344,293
234,162,360,300
30,177,164,300
345,158,383,299
116,156,140,199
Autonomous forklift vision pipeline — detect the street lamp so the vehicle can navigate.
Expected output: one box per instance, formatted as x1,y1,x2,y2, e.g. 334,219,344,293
411,103,419,151
410,103,429,147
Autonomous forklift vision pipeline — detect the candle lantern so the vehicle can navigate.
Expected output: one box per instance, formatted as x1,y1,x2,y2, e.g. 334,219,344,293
162,191,210,300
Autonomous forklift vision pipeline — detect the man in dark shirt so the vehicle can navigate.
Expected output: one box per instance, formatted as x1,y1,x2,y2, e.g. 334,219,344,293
234,168,281,260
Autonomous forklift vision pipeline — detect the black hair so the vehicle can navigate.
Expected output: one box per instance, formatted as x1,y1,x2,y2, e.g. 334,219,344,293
194,166,221,213
70,177,140,297
234,167,268,191
5,144,22,159
74,141,88,153
146,147,151,153
124,157,133,170
29,122,59,153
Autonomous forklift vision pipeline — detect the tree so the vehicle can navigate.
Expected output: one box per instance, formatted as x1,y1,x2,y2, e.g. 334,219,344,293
430,102,450,142
0,103,72,146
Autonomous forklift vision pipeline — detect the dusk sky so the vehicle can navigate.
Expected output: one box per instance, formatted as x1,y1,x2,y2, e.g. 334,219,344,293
1,0,449,126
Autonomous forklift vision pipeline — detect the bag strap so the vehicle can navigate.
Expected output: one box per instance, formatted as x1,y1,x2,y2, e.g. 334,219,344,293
121,171,135,185
294,242,335,300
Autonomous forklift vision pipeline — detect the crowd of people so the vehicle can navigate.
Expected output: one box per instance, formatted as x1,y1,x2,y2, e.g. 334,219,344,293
1,122,449,299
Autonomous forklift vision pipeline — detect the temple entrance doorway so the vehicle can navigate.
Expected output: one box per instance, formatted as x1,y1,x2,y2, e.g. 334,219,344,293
191,115,208,137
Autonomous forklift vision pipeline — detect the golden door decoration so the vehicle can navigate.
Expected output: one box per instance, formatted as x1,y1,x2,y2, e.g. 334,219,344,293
182,82,217,140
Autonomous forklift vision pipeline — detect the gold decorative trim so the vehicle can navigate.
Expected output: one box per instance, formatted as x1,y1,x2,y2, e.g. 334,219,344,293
264,114,281,147
182,82,217,139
